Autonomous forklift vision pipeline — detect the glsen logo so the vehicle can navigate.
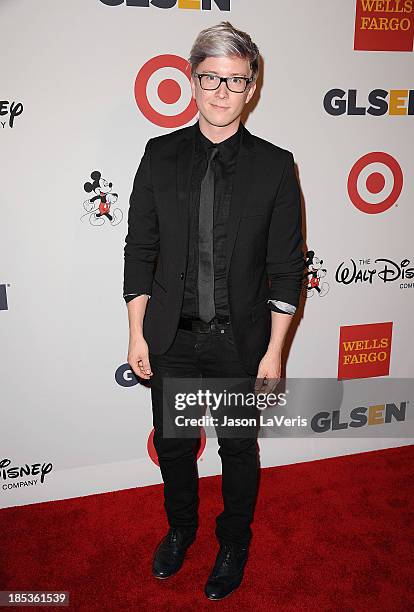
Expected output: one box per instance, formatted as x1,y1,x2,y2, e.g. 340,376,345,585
0,458,53,490
0,284,9,311
311,401,407,432
115,363,140,387
135,54,198,127
99,0,230,9
335,257,414,289
0,100,23,128
338,321,393,380
354,0,414,51
347,152,403,214
323,89,414,115
147,427,206,466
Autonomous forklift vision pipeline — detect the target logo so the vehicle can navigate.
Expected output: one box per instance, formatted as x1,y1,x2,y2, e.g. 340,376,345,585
134,54,198,128
147,427,206,466
347,152,403,214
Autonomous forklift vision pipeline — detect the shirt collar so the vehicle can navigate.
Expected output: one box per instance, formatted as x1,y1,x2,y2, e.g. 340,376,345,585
195,120,242,162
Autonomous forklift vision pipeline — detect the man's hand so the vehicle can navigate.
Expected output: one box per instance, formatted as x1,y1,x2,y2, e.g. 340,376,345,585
254,348,281,394
128,336,153,380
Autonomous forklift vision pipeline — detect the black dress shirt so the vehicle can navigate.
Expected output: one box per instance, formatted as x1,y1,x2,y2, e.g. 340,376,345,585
180,121,240,319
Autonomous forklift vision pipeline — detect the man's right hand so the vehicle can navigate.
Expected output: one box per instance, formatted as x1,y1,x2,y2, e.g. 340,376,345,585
127,336,153,380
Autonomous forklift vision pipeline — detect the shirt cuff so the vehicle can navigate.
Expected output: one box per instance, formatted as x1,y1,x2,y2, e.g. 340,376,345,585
267,299,296,315
123,293,151,304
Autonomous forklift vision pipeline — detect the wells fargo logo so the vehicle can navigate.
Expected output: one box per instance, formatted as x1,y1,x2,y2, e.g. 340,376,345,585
338,321,393,379
354,0,414,51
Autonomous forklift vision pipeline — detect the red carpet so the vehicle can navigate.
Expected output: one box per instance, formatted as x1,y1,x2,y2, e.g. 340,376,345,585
1,445,413,611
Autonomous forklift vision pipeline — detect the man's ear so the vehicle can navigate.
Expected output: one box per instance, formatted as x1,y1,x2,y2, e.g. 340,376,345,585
190,75,196,100
245,81,257,105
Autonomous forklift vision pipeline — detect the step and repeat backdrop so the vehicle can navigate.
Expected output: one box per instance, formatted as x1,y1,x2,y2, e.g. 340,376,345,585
1,0,413,508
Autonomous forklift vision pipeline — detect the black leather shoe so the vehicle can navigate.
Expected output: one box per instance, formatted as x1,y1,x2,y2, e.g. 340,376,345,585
204,542,249,600
152,527,196,579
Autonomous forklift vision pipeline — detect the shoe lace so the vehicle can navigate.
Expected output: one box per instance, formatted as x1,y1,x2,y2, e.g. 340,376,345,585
167,528,180,544
217,543,235,568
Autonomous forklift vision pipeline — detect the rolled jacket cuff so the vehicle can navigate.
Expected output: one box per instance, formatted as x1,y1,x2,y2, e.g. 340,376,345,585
267,299,296,315
123,293,151,304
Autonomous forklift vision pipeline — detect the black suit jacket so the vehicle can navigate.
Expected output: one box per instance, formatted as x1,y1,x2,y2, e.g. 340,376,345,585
124,122,304,375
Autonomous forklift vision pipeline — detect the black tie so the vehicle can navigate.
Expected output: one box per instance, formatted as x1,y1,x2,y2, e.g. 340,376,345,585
198,146,218,323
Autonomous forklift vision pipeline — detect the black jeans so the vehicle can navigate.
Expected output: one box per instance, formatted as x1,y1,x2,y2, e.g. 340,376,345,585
149,321,260,547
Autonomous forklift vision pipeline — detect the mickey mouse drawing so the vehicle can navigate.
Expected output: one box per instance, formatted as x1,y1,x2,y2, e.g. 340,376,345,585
82,171,122,226
303,250,329,298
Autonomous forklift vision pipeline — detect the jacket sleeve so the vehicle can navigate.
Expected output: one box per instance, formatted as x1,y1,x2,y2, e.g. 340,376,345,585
266,151,304,309
123,139,159,302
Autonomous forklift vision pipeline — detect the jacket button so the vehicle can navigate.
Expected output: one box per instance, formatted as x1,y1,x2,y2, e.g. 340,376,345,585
180,272,184,279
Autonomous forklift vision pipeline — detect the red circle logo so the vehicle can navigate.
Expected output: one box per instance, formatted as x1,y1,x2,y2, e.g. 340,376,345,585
147,427,206,466
347,152,403,214
134,54,198,128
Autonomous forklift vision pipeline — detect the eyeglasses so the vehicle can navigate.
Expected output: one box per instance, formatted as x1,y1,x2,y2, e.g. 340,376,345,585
194,72,253,93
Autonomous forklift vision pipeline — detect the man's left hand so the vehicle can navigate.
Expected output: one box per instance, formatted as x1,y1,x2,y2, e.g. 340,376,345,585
254,349,281,394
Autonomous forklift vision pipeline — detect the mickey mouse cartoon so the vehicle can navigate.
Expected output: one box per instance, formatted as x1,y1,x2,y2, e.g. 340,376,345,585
82,171,122,226
303,250,329,298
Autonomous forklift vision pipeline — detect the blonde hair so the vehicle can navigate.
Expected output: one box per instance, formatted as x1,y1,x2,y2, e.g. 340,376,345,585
189,21,260,81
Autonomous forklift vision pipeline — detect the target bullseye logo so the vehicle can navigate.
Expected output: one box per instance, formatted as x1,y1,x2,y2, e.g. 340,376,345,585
134,54,198,128
147,427,206,466
347,152,403,214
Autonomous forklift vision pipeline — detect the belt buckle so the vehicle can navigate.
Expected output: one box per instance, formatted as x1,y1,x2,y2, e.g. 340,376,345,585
209,318,228,332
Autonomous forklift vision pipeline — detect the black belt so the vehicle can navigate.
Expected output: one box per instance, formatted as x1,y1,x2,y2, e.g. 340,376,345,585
178,316,230,333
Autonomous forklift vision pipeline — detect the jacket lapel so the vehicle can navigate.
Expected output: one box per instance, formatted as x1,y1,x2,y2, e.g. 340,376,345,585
225,123,255,280
176,124,196,260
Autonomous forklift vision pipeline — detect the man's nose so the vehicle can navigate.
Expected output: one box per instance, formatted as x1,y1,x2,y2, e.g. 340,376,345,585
215,81,229,97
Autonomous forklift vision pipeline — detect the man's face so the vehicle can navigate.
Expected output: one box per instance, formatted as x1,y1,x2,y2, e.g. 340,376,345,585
190,55,256,129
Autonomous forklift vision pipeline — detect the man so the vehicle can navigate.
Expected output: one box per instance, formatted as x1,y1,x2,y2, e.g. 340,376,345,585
123,21,304,600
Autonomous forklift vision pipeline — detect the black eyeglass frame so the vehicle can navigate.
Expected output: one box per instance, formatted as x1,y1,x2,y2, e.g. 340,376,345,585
194,72,254,93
